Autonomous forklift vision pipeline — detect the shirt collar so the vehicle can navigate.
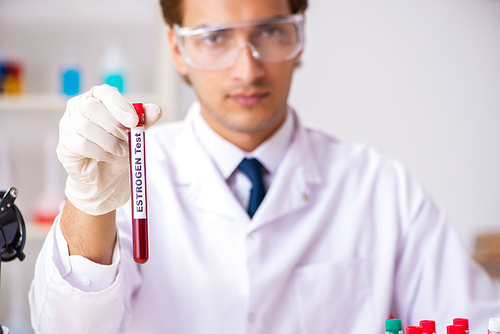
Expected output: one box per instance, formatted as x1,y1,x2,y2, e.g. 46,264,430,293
190,101,295,179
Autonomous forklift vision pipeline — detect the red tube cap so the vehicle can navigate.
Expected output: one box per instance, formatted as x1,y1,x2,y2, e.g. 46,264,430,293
453,318,469,331
406,326,423,334
447,325,464,334
420,320,436,334
133,103,145,126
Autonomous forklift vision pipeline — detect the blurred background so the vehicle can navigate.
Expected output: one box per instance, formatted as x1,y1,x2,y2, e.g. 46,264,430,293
0,0,499,332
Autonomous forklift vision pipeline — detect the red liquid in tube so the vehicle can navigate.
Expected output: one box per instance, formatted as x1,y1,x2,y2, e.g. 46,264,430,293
128,103,149,264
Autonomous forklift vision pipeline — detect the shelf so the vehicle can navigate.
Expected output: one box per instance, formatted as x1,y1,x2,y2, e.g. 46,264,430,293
0,93,171,119
0,94,68,113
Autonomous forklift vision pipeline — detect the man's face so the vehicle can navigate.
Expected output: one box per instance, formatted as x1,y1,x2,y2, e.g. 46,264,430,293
170,0,300,149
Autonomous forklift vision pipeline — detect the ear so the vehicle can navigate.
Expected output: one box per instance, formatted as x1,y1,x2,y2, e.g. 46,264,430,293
168,28,189,76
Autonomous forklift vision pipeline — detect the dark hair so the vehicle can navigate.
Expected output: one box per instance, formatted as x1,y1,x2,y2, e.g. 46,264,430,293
159,0,308,27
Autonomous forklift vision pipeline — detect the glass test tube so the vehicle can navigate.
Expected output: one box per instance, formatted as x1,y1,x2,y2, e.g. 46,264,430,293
128,103,149,264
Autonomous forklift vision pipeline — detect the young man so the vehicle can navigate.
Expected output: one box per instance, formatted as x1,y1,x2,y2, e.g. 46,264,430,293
30,0,500,333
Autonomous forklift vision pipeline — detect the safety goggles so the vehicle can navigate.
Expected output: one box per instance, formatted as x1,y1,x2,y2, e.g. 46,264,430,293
173,13,304,71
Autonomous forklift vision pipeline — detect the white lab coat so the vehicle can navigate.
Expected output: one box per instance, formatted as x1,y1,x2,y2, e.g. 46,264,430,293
30,108,500,334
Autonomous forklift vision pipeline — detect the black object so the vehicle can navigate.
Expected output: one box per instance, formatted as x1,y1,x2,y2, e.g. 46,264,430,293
0,187,26,263
0,187,26,334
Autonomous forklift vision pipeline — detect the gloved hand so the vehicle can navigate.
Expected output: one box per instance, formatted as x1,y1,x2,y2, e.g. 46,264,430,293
57,84,162,216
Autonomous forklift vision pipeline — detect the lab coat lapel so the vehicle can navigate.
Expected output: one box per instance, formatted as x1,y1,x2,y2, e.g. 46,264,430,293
171,113,249,222
250,114,323,229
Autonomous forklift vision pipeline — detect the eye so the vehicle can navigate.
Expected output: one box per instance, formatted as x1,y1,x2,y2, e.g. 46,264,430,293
199,31,228,46
259,25,284,38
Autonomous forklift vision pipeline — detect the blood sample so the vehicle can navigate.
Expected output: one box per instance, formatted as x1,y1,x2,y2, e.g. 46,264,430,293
128,103,149,264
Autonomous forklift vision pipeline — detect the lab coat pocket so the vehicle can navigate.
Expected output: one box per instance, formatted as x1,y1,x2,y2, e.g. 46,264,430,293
293,258,374,334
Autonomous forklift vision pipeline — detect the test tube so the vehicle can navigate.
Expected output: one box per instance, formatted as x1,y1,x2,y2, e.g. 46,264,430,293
406,326,423,334
453,319,469,334
386,319,403,334
420,320,436,334
128,103,149,264
446,325,464,334
489,318,500,334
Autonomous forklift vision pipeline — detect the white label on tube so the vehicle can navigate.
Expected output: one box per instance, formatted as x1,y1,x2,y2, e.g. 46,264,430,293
130,127,147,219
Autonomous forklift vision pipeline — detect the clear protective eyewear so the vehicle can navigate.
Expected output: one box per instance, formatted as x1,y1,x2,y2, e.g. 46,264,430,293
173,13,304,71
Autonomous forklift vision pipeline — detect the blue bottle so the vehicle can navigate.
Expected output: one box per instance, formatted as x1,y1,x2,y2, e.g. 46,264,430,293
61,47,80,96
62,68,80,96
102,45,125,93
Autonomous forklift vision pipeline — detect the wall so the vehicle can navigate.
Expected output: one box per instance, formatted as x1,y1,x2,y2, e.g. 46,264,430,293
287,0,500,249
0,0,160,94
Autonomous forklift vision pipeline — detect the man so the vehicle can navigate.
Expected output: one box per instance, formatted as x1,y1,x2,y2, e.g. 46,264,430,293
29,0,500,333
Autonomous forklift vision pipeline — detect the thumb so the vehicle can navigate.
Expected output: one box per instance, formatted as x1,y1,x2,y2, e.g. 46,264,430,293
143,103,163,129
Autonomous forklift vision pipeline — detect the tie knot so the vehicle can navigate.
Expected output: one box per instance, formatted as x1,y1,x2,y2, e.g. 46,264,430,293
237,158,264,185
237,158,266,218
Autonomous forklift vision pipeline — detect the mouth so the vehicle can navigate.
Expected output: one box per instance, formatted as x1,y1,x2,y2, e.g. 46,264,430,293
229,92,269,107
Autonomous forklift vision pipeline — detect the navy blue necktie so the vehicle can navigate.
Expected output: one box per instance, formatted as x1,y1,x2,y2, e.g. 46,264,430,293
238,158,266,218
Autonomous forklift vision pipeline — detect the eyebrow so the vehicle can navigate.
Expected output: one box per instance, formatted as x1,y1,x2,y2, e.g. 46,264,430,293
187,14,292,31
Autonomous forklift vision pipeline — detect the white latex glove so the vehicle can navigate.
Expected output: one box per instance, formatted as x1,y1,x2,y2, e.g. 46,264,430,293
57,84,162,215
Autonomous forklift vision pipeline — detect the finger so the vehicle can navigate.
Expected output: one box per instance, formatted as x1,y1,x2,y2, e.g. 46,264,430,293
59,112,119,163
77,93,129,141
143,103,163,129
91,84,138,128
67,102,128,158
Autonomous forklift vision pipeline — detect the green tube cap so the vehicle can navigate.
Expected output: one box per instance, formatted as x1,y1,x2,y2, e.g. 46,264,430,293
386,319,402,333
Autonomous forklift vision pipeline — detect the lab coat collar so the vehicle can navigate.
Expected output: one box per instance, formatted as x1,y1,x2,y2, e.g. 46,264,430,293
172,105,249,222
171,102,323,226
190,101,245,180
248,110,323,229
190,101,295,180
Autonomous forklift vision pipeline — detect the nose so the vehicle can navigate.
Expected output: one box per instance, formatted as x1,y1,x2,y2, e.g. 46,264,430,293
229,44,265,84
